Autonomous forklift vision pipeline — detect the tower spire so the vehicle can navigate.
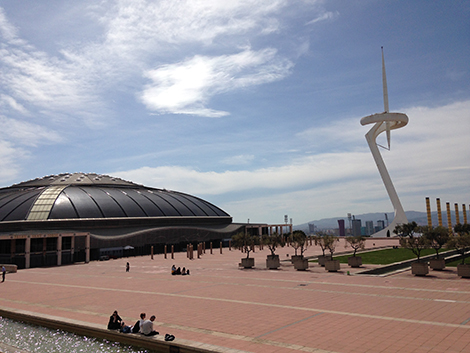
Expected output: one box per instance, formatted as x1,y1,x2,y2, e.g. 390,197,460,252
382,47,391,149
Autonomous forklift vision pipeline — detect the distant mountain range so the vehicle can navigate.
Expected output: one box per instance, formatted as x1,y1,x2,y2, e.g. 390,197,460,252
294,211,464,232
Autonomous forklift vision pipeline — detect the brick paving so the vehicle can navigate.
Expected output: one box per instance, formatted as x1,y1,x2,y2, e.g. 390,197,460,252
1,238,470,353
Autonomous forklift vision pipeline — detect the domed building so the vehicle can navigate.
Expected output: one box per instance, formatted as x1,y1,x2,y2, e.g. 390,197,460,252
0,173,243,268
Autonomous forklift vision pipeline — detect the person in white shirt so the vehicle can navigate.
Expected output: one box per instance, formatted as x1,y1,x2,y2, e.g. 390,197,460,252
140,315,158,336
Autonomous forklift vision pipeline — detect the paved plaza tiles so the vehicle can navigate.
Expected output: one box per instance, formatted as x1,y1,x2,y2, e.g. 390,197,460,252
1,238,470,353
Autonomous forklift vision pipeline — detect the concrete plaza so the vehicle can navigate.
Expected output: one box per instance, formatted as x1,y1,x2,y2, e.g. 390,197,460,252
1,238,470,353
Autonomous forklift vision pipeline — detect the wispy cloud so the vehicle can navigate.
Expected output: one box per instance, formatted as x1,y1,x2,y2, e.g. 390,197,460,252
0,116,63,147
305,11,339,25
140,49,293,117
222,154,255,166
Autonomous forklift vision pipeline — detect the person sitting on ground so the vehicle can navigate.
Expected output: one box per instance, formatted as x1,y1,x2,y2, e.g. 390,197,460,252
141,315,158,336
182,267,186,275
134,312,145,333
120,321,133,333
175,267,181,275
107,310,122,330
171,264,176,275
186,269,190,275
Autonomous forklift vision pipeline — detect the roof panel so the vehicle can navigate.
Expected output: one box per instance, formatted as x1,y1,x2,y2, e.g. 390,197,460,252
0,189,42,221
100,188,147,217
49,193,79,219
80,187,126,218
61,187,103,218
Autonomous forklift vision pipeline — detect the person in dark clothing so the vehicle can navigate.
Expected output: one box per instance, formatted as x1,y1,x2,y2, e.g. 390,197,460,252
126,262,130,272
107,310,122,330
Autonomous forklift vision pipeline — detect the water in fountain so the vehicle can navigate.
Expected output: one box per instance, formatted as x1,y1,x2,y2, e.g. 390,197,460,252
0,317,156,353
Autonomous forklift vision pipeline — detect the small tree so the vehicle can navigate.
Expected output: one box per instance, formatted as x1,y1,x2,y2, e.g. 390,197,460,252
325,235,340,260
231,232,259,259
447,223,470,264
345,236,366,257
422,226,449,259
314,232,336,257
262,232,285,257
290,230,308,257
394,222,428,261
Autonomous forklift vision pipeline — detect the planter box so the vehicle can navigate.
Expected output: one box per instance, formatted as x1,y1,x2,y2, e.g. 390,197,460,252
240,257,254,269
457,264,470,278
291,255,303,264
429,258,445,271
348,256,362,268
411,262,428,276
266,255,280,269
325,259,340,272
318,255,332,267
294,258,309,271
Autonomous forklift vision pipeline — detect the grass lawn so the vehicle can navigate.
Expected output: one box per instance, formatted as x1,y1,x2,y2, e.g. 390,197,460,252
314,248,439,265
445,257,470,267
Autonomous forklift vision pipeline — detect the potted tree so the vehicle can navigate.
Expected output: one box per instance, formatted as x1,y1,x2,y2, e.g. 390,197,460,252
262,232,285,269
422,226,449,270
231,232,259,269
448,224,470,278
290,230,308,270
345,235,366,268
313,233,333,266
324,235,340,272
394,222,429,276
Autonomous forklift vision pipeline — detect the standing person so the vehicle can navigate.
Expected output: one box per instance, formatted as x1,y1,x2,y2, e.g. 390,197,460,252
1,266,5,282
126,262,130,272
107,310,122,330
141,315,158,336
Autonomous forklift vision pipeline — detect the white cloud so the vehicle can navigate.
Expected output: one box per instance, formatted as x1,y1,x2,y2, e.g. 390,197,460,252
113,99,470,223
0,140,27,184
222,154,255,166
140,49,293,117
305,11,339,25
0,94,28,114
0,116,63,147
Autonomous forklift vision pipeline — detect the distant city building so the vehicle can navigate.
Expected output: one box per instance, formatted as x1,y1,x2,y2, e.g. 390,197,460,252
308,223,315,234
361,226,366,236
338,219,345,236
377,220,385,230
352,219,362,237
365,221,374,236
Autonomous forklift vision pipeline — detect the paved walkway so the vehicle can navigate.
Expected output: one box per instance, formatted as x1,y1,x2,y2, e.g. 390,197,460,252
1,238,470,353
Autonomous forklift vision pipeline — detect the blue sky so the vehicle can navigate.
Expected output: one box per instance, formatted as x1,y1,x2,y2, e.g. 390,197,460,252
0,0,469,225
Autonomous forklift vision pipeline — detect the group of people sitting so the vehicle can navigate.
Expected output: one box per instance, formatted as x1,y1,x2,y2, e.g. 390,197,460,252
107,310,175,341
171,264,190,276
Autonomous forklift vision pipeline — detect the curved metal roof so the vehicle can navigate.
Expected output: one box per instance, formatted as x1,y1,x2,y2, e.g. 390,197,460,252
0,173,230,222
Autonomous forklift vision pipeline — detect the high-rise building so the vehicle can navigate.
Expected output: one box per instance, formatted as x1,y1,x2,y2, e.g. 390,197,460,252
365,221,374,236
352,219,362,237
308,223,315,234
338,219,345,236
377,220,385,230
